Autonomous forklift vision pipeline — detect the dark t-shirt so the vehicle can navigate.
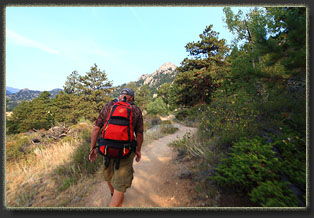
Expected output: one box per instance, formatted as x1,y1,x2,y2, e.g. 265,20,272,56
95,100,144,134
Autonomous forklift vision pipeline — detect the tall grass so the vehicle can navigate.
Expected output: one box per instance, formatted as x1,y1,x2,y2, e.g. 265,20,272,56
6,140,79,206
5,121,98,207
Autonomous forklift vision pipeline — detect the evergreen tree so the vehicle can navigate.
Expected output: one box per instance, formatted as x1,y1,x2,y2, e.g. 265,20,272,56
51,91,73,124
173,25,230,107
30,91,54,130
146,97,168,115
7,100,33,134
157,82,171,105
79,64,113,121
64,70,81,95
134,85,152,111
63,63,113,122
262,7,306,78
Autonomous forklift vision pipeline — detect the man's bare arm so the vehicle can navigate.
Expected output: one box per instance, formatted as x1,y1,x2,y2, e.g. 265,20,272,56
136,132,143,151
91,125,101,150
135,132,143,162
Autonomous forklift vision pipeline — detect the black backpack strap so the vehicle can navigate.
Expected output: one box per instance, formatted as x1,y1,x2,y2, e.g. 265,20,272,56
115,149,122,170
104,156,110,168
131,140,137,153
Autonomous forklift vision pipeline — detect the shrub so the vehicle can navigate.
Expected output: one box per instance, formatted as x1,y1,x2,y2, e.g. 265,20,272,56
144,114,162,131
174,104,206,127
54,128,103,191
146,97,168,116
6,136,30,160
250,180,299,207
271,128,306,192
160,120,178,135
199,91,260,150
212,134,305,207
213,137,281,194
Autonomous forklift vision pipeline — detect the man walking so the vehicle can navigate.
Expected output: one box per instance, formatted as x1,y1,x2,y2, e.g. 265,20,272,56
89,88,143,207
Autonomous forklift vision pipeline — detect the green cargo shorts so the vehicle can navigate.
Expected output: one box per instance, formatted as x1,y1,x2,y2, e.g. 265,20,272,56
103,153,135,193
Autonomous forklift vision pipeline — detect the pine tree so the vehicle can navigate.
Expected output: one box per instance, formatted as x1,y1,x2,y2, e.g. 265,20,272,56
7,100,33,134
63,63,113,122
134,85,152,111
173,25,229,107
157,82,171,105
51,91,73,124
30,91,54,130
64,70,81,95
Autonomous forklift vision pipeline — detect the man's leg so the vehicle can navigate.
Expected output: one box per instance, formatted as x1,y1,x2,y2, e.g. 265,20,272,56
107,181,114,196
109,189,124,207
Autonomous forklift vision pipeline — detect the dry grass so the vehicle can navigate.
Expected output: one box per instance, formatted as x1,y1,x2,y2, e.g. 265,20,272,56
6,140,78,207
5,122,98,208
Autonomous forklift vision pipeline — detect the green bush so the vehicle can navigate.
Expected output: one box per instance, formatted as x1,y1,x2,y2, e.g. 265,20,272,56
71,129,104,175
144,114,162,131
272,128,306,191
213,137,281,193
212,134,305,207
55,128,103,191
146,97,168,116
160,120,178,135
175,107,199,121
58,177,75,192
256,88,306,134
6,136,30,160
174,105,207,127
199,91,260,149
250,180,299,207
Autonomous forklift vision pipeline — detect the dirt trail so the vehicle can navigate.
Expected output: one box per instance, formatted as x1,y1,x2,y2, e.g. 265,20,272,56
80,123,200,208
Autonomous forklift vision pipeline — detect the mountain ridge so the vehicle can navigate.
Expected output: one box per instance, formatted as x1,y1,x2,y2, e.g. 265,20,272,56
112,62,177,97
136,62,177,88
6,88,63,111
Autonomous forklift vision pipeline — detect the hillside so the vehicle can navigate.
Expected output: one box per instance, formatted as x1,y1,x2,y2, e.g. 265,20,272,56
112,62,177,97
135,62,177,88
6,88,63,111
6,86,20,94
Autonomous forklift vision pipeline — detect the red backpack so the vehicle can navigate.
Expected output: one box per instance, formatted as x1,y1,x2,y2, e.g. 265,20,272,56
97,99,137,169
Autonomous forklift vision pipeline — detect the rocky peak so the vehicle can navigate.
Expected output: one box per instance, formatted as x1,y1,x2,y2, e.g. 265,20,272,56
20,88,30,92
153,62,177,76
137,62,177,87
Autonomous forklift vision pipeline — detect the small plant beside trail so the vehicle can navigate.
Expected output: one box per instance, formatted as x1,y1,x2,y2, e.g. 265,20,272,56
143,119,179,147
212,132,305,207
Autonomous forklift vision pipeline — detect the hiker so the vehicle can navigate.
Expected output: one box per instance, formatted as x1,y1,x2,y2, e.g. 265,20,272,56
89,88,143,207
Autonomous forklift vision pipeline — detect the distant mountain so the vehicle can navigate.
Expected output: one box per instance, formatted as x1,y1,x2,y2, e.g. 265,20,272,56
6,86,20,94
49,88,63,98
136,62,177,89
112,62,177,97
6,88,63,111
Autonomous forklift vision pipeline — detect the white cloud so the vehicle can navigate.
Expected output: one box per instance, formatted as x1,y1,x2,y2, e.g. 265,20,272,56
6,29,60,55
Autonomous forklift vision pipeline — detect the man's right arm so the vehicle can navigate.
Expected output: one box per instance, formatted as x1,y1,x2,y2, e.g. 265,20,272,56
135,132,143,162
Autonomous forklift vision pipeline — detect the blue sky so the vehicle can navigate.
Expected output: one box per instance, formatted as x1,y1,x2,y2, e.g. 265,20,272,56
6,6,253,91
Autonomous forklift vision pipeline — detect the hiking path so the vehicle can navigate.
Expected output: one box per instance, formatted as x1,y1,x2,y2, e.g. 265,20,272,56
79,122,200,208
